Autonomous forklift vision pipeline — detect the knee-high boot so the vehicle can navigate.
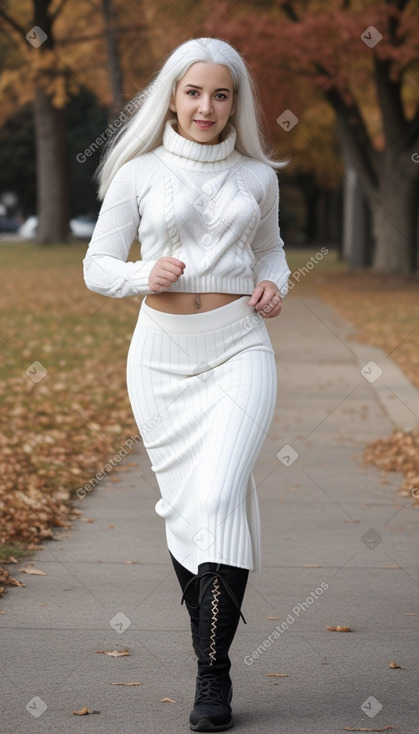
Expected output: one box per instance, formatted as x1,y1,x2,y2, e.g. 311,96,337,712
186,562,249,732
169,552,201,657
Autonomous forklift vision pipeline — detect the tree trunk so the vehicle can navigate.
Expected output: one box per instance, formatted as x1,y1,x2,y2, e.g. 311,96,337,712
102,0,124,119
300,175,319,243
316,188,342,251
34,86,70,243
371,176,419,274
343,163,370,268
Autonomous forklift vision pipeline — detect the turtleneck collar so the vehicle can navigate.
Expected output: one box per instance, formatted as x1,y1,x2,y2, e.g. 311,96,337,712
162,118,237,164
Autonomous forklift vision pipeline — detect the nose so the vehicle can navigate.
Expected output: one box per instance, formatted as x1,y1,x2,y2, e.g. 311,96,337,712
198,95,213,116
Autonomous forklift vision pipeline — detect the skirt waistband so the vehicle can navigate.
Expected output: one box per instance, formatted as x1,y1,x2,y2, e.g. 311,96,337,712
139,295,256,334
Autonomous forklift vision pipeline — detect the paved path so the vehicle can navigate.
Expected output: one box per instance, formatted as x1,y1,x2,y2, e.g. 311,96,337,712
1,291,419,734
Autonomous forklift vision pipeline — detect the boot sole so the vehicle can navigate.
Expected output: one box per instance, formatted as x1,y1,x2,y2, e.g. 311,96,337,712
190,715,234,732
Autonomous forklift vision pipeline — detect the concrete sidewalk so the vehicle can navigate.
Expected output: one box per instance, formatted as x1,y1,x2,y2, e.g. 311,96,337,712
1,292,418,734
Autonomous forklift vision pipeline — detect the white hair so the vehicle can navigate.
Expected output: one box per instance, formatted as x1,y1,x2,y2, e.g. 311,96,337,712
96,37,286,199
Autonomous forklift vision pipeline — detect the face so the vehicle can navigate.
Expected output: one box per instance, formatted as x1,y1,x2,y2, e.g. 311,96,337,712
169,62,236,145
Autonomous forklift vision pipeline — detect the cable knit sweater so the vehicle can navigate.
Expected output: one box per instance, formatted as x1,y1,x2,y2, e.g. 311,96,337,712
83,119,290,298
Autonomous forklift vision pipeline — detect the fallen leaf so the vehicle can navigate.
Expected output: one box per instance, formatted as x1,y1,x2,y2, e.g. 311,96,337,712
108,524,114,529
389,661,405,669
21,567,47,575
343,726,394,732
267,673,288,677
80,517,94,523
110,682,143,686
327,625,352,632
96,649,130,657
160,697,176,703
71,707,100,715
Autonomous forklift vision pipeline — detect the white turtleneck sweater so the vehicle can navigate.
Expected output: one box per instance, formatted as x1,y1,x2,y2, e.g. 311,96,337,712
83,119,290,298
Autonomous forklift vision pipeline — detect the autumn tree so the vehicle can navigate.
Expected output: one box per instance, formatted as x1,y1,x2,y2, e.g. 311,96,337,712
206,0,419,274
0,0,145,242
0,0,76,242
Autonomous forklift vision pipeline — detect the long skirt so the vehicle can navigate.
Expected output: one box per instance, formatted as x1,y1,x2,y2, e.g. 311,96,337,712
126,295,277,575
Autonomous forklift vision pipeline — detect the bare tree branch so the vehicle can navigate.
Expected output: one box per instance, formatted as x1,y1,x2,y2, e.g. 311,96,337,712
0,6,28,41
50,0,72,23
279,0,300,22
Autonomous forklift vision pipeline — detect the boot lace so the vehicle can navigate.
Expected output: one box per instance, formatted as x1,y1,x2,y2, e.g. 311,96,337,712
181,569,247,624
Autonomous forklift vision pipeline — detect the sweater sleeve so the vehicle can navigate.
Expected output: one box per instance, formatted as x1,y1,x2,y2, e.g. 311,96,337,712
251,168,290,297
83,160,157,298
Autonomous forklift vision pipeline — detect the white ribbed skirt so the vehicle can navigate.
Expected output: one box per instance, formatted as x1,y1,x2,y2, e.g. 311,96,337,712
126,296,277,574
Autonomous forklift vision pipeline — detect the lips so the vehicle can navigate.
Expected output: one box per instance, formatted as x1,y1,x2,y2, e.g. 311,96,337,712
194,120,215,129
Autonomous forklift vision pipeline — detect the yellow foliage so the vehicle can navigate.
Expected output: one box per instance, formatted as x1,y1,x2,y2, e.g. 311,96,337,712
46,75,69,108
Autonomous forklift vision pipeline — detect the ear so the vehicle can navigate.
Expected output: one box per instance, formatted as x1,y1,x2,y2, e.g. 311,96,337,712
230,93,236,117
169,93,176,113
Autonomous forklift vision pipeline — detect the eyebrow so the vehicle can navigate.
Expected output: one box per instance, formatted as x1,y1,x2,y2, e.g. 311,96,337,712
183,84,232,93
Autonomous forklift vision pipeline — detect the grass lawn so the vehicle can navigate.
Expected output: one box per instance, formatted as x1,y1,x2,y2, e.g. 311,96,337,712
0,241,418,593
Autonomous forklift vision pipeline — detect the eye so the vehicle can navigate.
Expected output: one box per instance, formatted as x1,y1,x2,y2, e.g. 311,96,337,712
186,90,198,96
215,93,227,100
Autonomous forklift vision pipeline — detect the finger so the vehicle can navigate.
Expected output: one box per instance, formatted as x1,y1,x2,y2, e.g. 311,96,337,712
160,263,185,280
259,293,283,317
248,284,265,306
167,257,186,269
261,303,282,318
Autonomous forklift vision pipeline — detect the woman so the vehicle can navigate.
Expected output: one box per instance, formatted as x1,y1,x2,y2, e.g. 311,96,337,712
83,37,290,732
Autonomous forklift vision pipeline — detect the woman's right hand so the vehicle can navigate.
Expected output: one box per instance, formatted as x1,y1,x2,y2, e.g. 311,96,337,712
148,257,186,292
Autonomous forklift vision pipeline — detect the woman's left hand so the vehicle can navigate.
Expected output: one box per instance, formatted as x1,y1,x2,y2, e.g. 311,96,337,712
248,280,283,318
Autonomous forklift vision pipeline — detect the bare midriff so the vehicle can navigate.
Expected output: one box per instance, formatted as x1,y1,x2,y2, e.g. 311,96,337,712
145,292,248,314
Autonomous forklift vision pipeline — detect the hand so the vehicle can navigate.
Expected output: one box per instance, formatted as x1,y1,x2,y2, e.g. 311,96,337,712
148,257,186,292
248,280,283,318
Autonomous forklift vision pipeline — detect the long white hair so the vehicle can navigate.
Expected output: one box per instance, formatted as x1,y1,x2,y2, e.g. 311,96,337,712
96,37,285,199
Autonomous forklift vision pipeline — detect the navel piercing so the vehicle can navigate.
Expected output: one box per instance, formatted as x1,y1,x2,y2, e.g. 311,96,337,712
195,296,201,309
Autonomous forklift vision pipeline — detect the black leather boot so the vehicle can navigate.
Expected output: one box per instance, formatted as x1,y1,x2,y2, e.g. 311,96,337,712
169,552,201,658
186,562,249,732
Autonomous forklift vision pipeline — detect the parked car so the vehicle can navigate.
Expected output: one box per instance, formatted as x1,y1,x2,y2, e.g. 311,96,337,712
18,215,96,239
0,215,22,233
18,215,38,238
69,215,97,238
